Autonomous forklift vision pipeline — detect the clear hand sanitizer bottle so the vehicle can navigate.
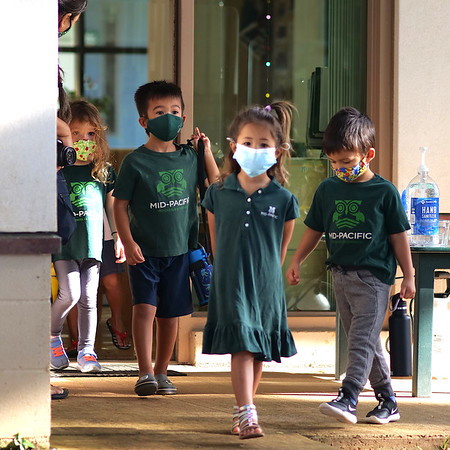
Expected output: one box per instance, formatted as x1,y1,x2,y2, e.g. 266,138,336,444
405,146,439,246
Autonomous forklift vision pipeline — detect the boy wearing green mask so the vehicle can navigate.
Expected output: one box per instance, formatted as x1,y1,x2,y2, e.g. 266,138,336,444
113,81,219,396
286,107,415,425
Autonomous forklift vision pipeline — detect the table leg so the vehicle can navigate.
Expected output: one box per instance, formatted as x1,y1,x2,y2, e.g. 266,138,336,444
411,254,435,397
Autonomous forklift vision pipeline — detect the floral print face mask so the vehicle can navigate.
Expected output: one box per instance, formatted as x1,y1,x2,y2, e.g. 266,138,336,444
333,158,368,182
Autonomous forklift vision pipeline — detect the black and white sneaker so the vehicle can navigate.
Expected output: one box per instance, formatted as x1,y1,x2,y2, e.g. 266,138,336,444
366,393,400,424
319,388,358,424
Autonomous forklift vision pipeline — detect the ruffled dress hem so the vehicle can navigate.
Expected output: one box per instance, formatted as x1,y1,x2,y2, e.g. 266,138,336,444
202,323,297,363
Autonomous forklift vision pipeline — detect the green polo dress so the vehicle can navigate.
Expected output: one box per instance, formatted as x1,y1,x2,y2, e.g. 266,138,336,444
202,173,299,362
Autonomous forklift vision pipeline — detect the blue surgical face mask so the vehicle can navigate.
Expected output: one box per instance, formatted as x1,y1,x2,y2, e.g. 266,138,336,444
232,143,277,177
146,113,183,142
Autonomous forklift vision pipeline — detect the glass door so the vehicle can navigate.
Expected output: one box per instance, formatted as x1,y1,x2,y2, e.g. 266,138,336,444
192,0,367,312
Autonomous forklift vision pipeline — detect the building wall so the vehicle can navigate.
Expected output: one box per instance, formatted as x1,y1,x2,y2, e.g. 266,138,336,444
394,0,450,212
0,7,57,232
0,256,52,445
0,0,57,445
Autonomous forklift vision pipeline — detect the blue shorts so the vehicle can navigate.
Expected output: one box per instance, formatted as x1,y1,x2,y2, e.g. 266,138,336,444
128,253,193,318
100,239,125,279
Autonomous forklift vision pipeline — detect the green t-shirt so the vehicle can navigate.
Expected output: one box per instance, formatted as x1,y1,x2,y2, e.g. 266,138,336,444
113,144,199,257
53,164,116,262
305,174,410,285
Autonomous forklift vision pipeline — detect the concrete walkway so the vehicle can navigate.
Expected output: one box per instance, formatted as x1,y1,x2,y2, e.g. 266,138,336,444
50,365,450,449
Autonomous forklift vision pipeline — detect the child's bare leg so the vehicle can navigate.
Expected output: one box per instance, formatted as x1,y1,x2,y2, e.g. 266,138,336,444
132,303,156,376
103,273,124,329
253,359,263,397
231,351,256,406
103,272,129,347
231,352,264,438
153,317,178,375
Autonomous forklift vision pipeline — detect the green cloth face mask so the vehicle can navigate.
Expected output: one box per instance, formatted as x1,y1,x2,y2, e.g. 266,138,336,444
73,139,96,162
146,114,183,142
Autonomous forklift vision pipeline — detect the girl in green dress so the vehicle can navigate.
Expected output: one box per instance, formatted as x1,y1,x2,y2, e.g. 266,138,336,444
202,102,299,439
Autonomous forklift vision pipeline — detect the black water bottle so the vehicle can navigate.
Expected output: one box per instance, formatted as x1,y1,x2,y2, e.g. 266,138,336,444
389,293,412,377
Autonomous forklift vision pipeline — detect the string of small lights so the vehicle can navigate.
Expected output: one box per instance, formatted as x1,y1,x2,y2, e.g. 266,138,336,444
265,0,271,102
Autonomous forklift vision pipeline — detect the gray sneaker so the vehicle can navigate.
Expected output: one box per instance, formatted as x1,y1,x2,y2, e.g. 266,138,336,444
76,348,101,373
155,373,177,395
50,336,69,370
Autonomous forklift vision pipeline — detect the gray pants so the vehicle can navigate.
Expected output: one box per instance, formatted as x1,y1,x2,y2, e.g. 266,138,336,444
51,259,100,353
331,266,394,400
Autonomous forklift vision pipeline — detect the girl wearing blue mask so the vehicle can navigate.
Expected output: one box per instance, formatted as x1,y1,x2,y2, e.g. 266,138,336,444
51,100,124,374
202,102,299,440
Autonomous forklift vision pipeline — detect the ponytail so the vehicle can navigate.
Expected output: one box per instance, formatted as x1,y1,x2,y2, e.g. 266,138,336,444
269,101,294,148
266,101,296,185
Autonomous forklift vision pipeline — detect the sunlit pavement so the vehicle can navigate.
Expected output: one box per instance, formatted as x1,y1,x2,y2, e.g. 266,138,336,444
50,363,450,450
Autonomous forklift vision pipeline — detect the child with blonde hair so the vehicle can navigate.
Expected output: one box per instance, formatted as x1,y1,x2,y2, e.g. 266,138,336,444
51,100,123,373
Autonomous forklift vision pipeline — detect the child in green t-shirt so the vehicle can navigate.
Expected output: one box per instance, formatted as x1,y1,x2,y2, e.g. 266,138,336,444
52,100,123,374
287,107,415,425
113,81,219,397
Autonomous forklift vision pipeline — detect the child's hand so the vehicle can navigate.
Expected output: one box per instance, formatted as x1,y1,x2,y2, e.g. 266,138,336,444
191,127,212,154
113,235,126,263
123,241,145,266
193,127,220,185
399,276,416,299
286,263,301,285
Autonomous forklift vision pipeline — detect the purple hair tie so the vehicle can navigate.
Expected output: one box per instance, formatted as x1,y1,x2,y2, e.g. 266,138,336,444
264,105,271,111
